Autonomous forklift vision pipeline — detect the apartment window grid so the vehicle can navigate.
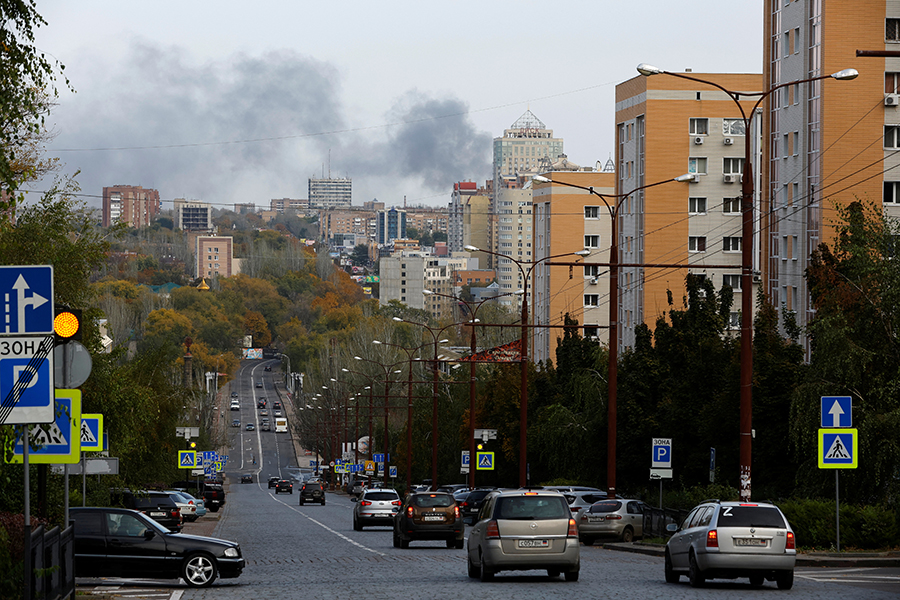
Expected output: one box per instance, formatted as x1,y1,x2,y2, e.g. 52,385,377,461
887,18,900,42
723,274,741,291
688,157,708,175
886,125,900,149
723,119,746,136
723,157,745,175
584,294,600,307
585,206,600,219
723,237,742,252
584,265,600,278
689,197,707,214
886,72,900,94
723,197,741,214
689,118,709,135
689,236,707,253
584,235,600,248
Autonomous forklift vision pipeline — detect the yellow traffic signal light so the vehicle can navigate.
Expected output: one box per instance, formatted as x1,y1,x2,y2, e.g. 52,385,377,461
54,307,82,342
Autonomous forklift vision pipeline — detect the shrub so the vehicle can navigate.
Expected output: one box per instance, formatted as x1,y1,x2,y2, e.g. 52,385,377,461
778,499,899,550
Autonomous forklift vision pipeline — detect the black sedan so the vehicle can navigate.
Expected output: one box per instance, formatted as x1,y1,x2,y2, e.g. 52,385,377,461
70,507,244,587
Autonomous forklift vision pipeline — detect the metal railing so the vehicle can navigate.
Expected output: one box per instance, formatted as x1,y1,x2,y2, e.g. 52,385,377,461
642,507,689,539
28,523,75,600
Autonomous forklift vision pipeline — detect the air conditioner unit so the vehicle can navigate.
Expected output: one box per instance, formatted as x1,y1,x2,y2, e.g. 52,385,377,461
589,278,598,285
724,137,734,145
886,94,900,106
693,136,704,145
723,174,738,184
752,273,762,284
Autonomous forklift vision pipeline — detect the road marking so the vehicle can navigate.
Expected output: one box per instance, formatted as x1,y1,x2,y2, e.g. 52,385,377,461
796,567,900,583
268,493,386,557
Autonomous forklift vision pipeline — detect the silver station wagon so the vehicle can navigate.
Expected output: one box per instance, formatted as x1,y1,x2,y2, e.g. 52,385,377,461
466,489,580,582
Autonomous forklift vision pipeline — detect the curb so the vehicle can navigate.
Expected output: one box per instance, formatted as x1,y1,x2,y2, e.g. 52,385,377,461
601,542,900,567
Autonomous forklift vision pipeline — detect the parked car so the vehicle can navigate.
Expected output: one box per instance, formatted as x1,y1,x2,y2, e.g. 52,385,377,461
162,490,198,522
459,487,497,523
299,480,326,505
665,500,796,589
577,498,645,544
352,488,401,530
393,492,464,549
467,489,579,581
172,490,207,518
70,506,244,587
564,491,610,517
436,483,468,494
268,476,280,488
275,479,293,494
202,482,226,513
110,490,182,532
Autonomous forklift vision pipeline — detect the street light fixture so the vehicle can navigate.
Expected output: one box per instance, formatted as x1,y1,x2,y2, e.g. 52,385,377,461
636,63,857,500
458,245,592,487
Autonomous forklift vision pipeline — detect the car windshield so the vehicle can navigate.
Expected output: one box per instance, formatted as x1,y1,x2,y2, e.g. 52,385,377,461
496,496,570,520
588,500,623,513
717,506,786,528
365,492,399,501
413,494,453,508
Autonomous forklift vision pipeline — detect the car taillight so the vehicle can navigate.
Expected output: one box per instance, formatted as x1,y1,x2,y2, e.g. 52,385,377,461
786,531,795,550
485,520,500,539
706,529,718,548
571,507,581,513
407,506,414,518
454,505,460,519
392,500,401,506
462,501,469,508
567,518,578,537
606,514,622,520
361,500,372,506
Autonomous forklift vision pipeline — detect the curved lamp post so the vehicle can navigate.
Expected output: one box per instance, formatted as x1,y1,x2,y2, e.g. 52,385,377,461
532,172,694,496
636,63,858,500
461,245,591,487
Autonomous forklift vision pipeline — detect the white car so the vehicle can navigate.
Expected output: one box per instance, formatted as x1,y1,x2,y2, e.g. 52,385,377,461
164,490,198,522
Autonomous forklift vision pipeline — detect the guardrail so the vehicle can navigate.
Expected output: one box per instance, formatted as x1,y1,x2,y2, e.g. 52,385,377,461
28,523,75,600
642,506,689,539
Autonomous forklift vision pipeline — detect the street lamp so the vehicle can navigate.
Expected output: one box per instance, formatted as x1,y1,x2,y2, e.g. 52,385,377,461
532,172,693,496
636,63,858,500
354,355,405,481
462,245,591,487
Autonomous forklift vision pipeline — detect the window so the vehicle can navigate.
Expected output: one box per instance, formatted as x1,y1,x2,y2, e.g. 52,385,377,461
723,197,741,214
721,119,745,136
723,274,741,290
584,294,600,306
584,235,600,248
584,325,599,339
689,197,707,214
887,18,900,41
688,236,707,252
723,237,742,252
584,206,600,219
729,312,741,329
584,265,600,278
885,181,900,203
886,72,900,94
689,118,709,135
723,157,745,175
688,157,708,175
886,126,900,149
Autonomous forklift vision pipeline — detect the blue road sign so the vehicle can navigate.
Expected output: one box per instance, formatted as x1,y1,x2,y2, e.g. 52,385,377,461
178,451,197,469
819,428,858,469
9,389,81,464
821,396,852,428
389,466,397,478
0,266,54,335
476,452,494,470
652,437,672,468
1,336,56,424
202,451,217,467
461,451,470,466
373,453,390,463
80,414,103,451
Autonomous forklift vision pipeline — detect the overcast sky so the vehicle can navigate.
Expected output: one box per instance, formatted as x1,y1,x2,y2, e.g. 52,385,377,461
31,1,762,211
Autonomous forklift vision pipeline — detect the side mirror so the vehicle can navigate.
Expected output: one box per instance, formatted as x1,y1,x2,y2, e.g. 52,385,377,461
666,523,678,533
351,497,358,502
143,529,156,539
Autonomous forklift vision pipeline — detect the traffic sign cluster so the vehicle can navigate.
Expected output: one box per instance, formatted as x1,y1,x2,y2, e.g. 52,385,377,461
819,396,857,469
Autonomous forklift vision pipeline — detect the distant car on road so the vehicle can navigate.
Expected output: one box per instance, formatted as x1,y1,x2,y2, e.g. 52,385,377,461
255,382,263,389
264,366,272,372
299,481,326,505
231,419,240,427
393,492,464,549
245,423,255,431
241,474,253,483
275,480,293,494
352,488,401,530
268,477,280,488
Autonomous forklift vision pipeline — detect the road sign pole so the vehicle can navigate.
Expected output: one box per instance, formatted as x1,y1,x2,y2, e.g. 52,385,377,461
836,470,840,553
23,427,30,600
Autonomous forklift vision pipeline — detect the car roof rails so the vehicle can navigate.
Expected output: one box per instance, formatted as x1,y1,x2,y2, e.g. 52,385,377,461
699,498,721,504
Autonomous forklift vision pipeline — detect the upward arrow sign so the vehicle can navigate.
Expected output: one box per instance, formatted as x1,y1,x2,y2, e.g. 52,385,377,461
13,274,48,332
829,400,845,427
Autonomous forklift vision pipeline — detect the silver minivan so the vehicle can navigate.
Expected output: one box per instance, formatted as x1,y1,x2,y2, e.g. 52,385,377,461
466,489,580,582
665,500,796,589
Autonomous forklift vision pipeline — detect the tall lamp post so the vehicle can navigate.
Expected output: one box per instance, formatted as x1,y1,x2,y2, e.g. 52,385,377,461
635,63,858,500
533,172,694,496
462,245,591,487
354,355,404,481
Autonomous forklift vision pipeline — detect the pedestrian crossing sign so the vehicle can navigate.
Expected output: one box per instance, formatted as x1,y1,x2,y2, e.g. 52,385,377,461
178,451,197,469
80,414,103,451
476,451,494,471
818,428,858,469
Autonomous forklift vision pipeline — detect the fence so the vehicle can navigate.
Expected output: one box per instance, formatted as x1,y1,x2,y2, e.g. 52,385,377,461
28,523,75,600
642,506,689,539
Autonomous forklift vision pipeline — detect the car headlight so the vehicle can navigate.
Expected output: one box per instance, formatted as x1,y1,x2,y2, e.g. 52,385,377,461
224,547,239,558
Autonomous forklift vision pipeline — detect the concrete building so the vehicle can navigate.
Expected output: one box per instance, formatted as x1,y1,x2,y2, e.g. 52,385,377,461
270,198,309,214
614,71,762,350
196,236,234,279
448,181,492,269
493,186,534,308
762,1,891,350
174,199,213,232
377,207,407,244
533,171,615,364
309,177,351,210
406,207,449,235
320,208,376,244
102,185,160,228
379,253,427,310
493,110,564,187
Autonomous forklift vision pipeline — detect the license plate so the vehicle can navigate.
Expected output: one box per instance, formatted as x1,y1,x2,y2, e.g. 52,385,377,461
588,516,606,522
518,539,549,548
150,512,165,517
423,514,444,522
735,538,767,547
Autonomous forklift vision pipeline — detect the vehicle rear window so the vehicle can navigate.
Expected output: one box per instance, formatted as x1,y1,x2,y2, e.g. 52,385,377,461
413,494,453,508
717,506,786,528
131,495,173,509
588,500,622,513
365,492,399,501
496,496,570,520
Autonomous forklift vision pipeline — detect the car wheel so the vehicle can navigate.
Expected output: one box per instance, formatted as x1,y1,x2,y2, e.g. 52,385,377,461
621,526,634,543
776,570,794,590
353,516,362,531
580,535,594,546
321,499,325,505
547,569,560,578
479,565,493,582
209,506,219,513
182,553,217,588
688,551,705,588
664,549,680,583
749,574,764,587
400,537,409,549
298,499,304,506
564,570,579,582
445,539,456,549
392,529,401,548
455,539,465,550
467,553,481,579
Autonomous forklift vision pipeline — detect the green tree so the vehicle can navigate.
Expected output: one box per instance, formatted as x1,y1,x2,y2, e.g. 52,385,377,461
349,244,370,267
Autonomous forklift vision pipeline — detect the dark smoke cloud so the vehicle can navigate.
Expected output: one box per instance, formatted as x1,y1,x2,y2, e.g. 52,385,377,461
43,41,490,207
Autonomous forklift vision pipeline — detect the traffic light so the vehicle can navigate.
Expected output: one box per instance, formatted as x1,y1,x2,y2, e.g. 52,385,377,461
54,306,82,344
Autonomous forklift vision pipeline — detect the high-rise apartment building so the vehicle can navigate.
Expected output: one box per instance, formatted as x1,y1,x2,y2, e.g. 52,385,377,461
102,185,160,228
448,181,491,268
174,199,213,232
615,72,761,350
309,177,351,210
762,2,889,348
493,111,564,187
377,207,407,245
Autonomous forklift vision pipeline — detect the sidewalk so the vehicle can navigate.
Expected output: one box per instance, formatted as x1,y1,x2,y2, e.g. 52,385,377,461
602,541,900,567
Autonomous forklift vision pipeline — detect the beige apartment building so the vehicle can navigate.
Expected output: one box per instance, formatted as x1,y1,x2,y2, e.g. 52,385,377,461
196,236,235,279
448,181,492,269
102,185,160,228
